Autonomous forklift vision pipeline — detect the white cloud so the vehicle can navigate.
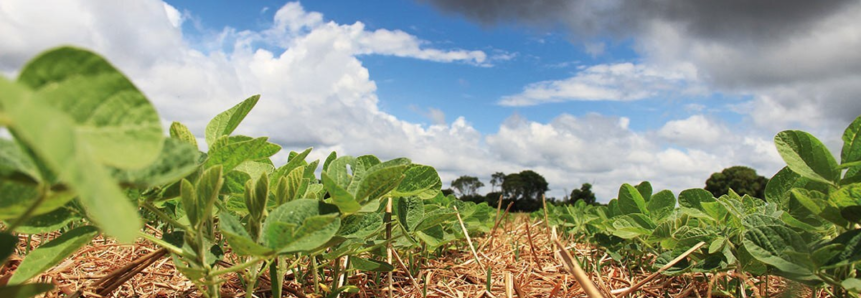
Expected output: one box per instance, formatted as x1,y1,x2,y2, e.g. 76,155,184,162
657,115,726,147
498,62,701,106
163,3,184,28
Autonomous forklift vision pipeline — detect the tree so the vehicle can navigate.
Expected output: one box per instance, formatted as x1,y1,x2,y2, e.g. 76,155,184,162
704,166,769,199
451,175,484,197
569,183,596,204
502,170,548,212
490,172,505,193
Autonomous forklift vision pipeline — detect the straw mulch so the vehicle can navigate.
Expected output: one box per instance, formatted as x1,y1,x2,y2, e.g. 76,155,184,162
1,216,827,298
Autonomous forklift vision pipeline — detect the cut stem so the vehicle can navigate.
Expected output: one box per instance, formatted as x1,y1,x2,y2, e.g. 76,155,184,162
453,205,485,272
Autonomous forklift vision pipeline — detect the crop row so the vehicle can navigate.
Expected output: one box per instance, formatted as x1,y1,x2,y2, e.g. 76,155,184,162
539,113,861,296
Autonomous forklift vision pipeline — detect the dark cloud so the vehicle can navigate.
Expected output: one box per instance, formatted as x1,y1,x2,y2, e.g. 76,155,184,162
418,0,854,42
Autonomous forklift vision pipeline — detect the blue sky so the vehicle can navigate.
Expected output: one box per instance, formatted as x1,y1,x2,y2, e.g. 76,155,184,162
1,0,859,201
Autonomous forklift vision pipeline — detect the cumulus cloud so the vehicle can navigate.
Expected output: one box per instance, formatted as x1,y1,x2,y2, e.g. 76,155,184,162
657,115,727,147
499,62,700,106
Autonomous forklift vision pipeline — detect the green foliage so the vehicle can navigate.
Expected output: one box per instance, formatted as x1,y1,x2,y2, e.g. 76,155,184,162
704,166,769,199
501,170,548,212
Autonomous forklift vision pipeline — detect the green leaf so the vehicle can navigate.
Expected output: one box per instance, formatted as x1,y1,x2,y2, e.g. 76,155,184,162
843,278,861,293
647,190,675,221
0,77,141,242
823,229,861,267
169,122,198,149
218,213,273,256
678,188,715,210
195,166,223,226
245,172,268,221
618,183,648,215
636,181,653,203
272,148,311,182
0,283,55,298
397,196,424,232
337,213,383,239
206,136,280,172
322,172,360,214
0,139,40,183
842,115,861,168
205,95,260,147
391,165,442,199
262,199,340,253
610,214,655,239
325,156,355,190
775,130,840,185
829,183,861,208
9,226,99,284
354,164,407,204
322,151,337,173
741,215,812,277
14,205,81,234
415,208,457,232
18,47,163,169
180,179,199,227
792,189,847,227
110,138,201,188
709,237,727,254
350,258,393,272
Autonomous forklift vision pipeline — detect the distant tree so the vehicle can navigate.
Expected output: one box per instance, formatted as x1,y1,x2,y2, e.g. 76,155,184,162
490,172,505,193
704,166,769,199
569,183,596,205
451,175,484,197
441,188,454,197
502,170,548,212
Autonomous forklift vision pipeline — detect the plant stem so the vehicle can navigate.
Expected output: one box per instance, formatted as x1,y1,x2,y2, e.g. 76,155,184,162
141,202,193,233
209,256,266,276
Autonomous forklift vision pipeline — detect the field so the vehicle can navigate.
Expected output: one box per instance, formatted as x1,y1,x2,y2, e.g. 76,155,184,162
2,47,861,298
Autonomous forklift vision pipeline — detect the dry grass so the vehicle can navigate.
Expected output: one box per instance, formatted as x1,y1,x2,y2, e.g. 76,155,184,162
0,216,832,298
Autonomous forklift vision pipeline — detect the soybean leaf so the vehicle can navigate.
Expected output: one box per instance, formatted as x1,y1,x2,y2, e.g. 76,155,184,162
391,165,442,199
351,258,393,272
180,179,199,227
196,166,223,226
678,188,715,210
14,205,80,234
218,213,273,257
9,226,99,284
110,138,201,188
322,172,360,214
206,136,279,172
636,181,653,203
262,199,340,253
205,95,259,147
397,196,424,232
415,208,457,232
842,115,861,175
0,283,55,298
0,74,141,242
0,139,40,183
354,164,407,204
325,156,355,190
169,122,198,149
843,278,861,293
741,215,813,277
647,190,676,221
272,147,311,182
18,47,163,169
322,151,337,173
792,189,847,227
618,183,648,215
775,130,840,185
233,161,274,185
824,229,861,267
337,213,383,239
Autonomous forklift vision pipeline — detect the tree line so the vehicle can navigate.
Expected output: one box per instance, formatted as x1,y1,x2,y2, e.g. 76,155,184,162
445,165,769,212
